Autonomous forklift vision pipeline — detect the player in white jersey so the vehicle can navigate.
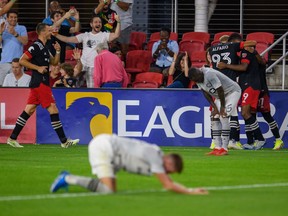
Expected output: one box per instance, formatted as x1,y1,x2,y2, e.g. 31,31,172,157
50,134,208,195
188,67,241,156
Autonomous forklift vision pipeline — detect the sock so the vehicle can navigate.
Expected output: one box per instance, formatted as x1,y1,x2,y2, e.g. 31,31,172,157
50,114,67,143
229,115,240,142
220,117,230,150
211,118,222,149
10,111,30,140
244,123,254,144
245,116,264,141
65,175,113,193
262,112,280,139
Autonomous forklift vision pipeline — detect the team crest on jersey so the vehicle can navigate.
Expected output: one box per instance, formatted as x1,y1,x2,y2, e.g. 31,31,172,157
241,53,247,58
65,92,113,143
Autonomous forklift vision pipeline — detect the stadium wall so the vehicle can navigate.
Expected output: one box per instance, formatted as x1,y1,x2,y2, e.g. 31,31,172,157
1,88,288,148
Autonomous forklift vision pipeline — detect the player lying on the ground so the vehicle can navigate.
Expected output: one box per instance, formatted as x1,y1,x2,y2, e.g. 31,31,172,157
50,134,208,195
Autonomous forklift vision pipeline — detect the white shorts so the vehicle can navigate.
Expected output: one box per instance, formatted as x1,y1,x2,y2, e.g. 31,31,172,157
88,134,115,178
214,90,241,116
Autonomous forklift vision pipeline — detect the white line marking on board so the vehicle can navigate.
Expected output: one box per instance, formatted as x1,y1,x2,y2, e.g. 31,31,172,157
0,182,288,202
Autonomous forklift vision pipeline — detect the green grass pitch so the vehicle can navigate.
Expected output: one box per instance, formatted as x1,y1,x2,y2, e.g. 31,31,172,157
0,144,288,216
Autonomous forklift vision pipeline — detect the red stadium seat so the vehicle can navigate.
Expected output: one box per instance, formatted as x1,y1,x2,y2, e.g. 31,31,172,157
179,40,205,54
133,72,164,87
65,49,77,66
132,81,159,88
190,51,207,68
125,50,153,74
149,31,178,41
24,31,38,52
181,32,210,47
129,31,147,51
246,32,274,45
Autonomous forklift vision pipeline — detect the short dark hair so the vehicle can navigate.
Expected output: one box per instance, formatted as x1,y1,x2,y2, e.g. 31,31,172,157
160,27,171,36
12,58,20,63
90,14,101,23
36,23,48,35
7,9,18,17
50,11,62,20
228,33,242,42
169,153,183,174
188,67,199,81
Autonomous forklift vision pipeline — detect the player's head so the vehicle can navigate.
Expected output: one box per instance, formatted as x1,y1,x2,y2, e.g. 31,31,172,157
219,35,229,44
188,67,204,83
163,153,183,174
36,23,49,36
228,33,243,43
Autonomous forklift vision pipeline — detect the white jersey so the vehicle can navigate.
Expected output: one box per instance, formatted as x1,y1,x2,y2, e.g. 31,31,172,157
76,32,110,67
197,67,241,98
89,134,165,177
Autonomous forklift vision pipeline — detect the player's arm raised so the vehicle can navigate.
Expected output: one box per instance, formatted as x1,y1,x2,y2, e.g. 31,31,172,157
155,173,208,195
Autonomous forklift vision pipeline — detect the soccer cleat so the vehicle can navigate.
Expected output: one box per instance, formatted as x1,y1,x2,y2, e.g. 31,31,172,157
242,144,254,150
209,140,215,149
7,138,24,148
50,171,70,193
61,138,80,148
206,148,220,155
215,148,228,156
273,139,284,150
228,140,243,150
254,140,266,150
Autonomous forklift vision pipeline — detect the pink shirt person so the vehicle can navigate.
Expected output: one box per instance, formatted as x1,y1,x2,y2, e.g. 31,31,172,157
93,43,128,88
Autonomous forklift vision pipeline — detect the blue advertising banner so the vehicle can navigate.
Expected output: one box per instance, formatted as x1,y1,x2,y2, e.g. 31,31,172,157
36,89,288,148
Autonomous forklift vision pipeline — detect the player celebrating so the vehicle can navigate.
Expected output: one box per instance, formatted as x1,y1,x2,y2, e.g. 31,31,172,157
188,67,241,156
7,23,79,148
50,134,208,195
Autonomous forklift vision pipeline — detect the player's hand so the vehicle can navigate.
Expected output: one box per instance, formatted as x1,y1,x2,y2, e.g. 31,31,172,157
220,106,227,118
211,109,220,118
217,62,226,69
189,188,209,195
37,66,48,74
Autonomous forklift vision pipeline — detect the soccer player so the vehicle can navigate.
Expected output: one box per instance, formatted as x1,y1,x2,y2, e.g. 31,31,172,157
218,46,266,150
209,33,256,150
188,67,241,156
7,23,79,148
50,134,208,195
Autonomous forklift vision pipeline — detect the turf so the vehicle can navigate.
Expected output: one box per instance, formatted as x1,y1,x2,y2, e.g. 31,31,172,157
0,144,287,216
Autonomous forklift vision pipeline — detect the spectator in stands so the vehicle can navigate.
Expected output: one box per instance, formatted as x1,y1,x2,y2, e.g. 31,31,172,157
2,58,30,87
110,0,133,57
49,9,80,63
167,52,191,88
43,1,74,27
53,14,121,88
109,45,125,67
49,63,61,87
53,63,76,88
70,48,86,88
94,0,117,33
151,27,179,85
0,0,18,60
93,42,128,88
0,9,28,86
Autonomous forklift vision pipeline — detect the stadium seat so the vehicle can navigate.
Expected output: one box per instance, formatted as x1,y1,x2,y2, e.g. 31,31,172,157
149,31,178,41
24,31,38,52
213,31,237,41
179,40,205,54
65,49,77,66
246,32,274,62
132,81,159,88
190,51,207,68
181,32,210,47
133,72,164,87
125,50,153,74
129,31,147,51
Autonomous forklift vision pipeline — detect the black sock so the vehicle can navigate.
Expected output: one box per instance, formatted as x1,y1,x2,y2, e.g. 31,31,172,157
230,115,240,141
262,112,280,139
50,114,67,143
246,116,264,141
10,111,30,140
244,123,254,144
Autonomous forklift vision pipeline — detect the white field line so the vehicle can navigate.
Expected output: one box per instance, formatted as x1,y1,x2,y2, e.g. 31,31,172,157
0,182,288,202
